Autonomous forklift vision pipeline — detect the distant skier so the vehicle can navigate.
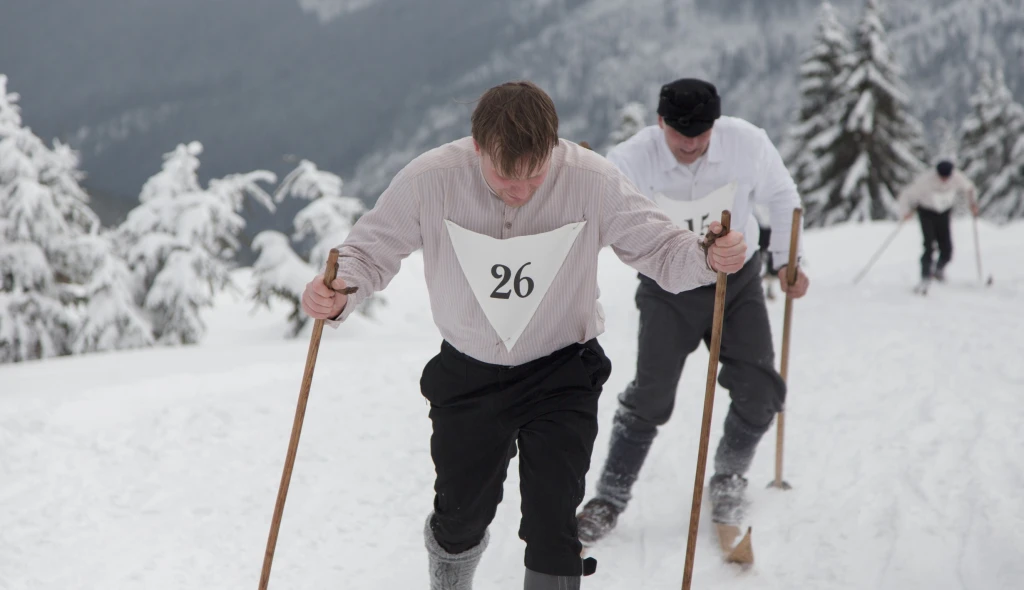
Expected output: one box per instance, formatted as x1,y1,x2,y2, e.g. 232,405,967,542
575,78,809,545
898,160,979,291
300,80,747,590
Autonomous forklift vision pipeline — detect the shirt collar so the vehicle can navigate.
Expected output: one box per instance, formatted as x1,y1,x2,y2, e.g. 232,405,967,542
654,124,724,172
705,127,724,164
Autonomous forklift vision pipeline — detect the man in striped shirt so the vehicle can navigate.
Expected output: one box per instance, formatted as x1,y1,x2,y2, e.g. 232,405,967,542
301,80,747,590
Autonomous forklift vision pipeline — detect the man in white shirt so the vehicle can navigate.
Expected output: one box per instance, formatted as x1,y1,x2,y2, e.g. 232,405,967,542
300,81,747,590
576,78,810,544
898,160,979,285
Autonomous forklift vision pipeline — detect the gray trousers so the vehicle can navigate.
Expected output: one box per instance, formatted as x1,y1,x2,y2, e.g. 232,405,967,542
596,253,786,510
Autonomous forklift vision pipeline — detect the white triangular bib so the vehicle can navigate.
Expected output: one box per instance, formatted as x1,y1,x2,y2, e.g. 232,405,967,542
445,219,586,352
653,182,737,234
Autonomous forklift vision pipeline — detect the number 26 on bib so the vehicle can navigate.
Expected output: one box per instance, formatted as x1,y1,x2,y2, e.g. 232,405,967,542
444,220,586,351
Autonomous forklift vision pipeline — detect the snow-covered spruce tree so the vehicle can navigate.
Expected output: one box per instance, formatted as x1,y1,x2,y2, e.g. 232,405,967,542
800,0,927,227
782,0,852,201
931,117,960,166
0,74,150,362
250,231,315,337
118,142,276,345
251,159,377,337
276,160,364,268
603,101,648,153
959,67,1024,222
982,136,1024,221
54,233,154,354
0,126,82,362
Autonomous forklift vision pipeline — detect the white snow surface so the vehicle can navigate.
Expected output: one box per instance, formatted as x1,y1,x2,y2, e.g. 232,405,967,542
3,219,1023,589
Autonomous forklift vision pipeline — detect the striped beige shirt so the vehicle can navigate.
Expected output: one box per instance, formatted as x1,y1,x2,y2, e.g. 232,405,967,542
330,137,719,366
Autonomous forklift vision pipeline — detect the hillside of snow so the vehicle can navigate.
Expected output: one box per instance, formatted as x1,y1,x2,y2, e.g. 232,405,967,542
2,218,1022,589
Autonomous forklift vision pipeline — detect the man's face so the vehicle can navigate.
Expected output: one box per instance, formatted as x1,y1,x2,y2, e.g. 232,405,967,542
475,142,550,208
659,116,712,165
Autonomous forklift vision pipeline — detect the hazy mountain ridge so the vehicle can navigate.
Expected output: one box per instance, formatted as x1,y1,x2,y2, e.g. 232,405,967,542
1,0,1020,228
348,0,1024,198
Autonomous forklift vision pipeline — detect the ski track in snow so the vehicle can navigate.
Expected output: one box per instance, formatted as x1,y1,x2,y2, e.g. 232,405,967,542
2,219,1023,589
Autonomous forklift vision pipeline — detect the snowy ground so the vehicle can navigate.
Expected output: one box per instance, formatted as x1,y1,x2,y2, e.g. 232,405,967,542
2,218,1023,589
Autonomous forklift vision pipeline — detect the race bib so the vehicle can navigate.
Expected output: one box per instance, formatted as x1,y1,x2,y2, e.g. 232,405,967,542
653,182,737,234
445,219,586,352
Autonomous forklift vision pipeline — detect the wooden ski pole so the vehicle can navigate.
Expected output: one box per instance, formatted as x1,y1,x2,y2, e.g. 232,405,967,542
682,211,732,590
972,215,982,282
852,218,907,285
258,249,355,590
769,208,802,491
971,214,993,286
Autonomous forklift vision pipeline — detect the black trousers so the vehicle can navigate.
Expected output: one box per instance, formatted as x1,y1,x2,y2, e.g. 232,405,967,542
758,226,774,277
596,253,787,509
420,339,611,576
918,207,953,279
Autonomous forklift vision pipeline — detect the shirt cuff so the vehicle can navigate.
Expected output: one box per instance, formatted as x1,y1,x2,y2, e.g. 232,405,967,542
698,243,720,284
769,252,801,275
323,275,366,328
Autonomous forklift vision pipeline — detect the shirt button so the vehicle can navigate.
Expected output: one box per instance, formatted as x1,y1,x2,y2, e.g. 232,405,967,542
504,222,512,229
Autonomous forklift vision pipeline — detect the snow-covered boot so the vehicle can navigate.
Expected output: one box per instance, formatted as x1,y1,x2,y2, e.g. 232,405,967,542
576,498,621,545
709,473,749,526
425,515,488,590
913,277,931,295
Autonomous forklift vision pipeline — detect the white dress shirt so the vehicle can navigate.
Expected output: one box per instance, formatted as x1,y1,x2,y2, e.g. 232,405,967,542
606,117,803,270
897,170,976,215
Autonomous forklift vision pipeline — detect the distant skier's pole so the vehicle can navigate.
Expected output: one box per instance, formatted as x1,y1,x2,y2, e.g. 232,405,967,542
770,208,802,491
259,249,350,590
682,211,732,590
852,219,907,285
971,214,993,286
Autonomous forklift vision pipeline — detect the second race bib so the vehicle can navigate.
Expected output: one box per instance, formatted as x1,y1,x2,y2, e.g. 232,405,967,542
653,182,737,234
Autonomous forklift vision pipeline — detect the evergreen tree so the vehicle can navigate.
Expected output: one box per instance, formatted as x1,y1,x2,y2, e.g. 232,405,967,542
250,231,315,336
959,67,1024,221
604,101,648,152
782,0,852,193
251,159,374,337
1,75,149,362
56,233,154,354
931,117,960,166
119,142,276,344
800,0,927,227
